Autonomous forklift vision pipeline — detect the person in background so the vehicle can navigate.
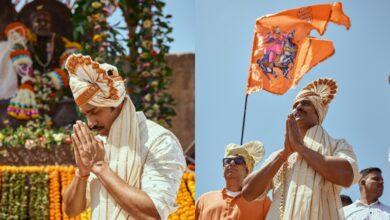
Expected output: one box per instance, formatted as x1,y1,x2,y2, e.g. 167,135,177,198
196,141,271,220
343,167,390,219
341,194,353,207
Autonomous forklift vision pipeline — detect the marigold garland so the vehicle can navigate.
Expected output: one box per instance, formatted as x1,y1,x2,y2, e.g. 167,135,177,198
168,169,196,220
80,208,91,220
48,169,61,220
0,166,90,220
0,165,195,219
186,172,195,201
60,166,75,220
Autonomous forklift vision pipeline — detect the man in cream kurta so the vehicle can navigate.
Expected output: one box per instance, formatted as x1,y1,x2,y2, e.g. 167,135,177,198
242,78,359,220
62,54,186,220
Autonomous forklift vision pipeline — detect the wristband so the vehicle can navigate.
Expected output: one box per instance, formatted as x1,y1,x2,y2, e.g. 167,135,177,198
75,169,90,181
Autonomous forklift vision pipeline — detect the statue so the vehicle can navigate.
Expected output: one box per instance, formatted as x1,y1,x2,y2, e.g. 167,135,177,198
3,0,79,122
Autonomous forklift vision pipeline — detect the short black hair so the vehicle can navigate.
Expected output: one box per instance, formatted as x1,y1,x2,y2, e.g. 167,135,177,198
360,167,382,179
340,194,353,206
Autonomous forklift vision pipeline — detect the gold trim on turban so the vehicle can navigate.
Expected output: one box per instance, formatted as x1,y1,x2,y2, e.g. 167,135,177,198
65,54,126,107
74,84,100,107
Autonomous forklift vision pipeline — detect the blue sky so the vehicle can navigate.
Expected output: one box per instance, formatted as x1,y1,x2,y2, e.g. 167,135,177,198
165,1,195,53
196,0,390,205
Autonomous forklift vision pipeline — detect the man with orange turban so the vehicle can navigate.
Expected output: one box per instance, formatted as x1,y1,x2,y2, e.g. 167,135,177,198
62,54,186,220
196,141,271,220
242,78,359,220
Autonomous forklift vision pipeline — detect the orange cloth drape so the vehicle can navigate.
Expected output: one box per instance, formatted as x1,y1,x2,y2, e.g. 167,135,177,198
246,2,350,95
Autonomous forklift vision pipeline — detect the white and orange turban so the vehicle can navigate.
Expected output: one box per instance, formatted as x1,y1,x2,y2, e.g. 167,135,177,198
224,141,265,173
293,78,338,124
66,55,147,219
65,54,126,107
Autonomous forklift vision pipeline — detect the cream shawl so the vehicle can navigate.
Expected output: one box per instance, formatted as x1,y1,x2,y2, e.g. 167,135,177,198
269,125,359,220
89,96,142,220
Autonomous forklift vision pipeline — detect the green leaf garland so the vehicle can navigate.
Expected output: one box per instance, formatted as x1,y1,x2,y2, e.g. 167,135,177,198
28,172,49,220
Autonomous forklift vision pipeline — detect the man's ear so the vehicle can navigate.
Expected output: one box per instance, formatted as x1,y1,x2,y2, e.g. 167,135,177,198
245,167,250,176
315,110,320,124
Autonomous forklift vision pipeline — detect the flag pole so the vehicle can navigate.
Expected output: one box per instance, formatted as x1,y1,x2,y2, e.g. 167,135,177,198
240,94,249,145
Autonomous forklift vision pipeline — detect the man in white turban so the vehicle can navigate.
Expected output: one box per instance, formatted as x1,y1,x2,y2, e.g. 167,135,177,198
242,78,359,220
62,54,186,220
196,141,271,220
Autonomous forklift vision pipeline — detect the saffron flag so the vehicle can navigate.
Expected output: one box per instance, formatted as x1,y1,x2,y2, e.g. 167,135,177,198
246,2,350,95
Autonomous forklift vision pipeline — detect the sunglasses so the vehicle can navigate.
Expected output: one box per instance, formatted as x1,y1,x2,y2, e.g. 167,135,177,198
222,156,246,166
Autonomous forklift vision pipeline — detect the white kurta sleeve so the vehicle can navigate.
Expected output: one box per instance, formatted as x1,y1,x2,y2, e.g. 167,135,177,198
141,134,186,220
333,139,360,186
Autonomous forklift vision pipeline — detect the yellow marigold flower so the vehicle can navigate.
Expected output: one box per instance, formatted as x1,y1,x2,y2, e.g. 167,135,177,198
26,29,37,43
62,37,82,50
93,34,104,42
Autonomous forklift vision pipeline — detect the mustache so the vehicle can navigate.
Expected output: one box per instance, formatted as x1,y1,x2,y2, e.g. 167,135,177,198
292,108,306,116
91,126,104,131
